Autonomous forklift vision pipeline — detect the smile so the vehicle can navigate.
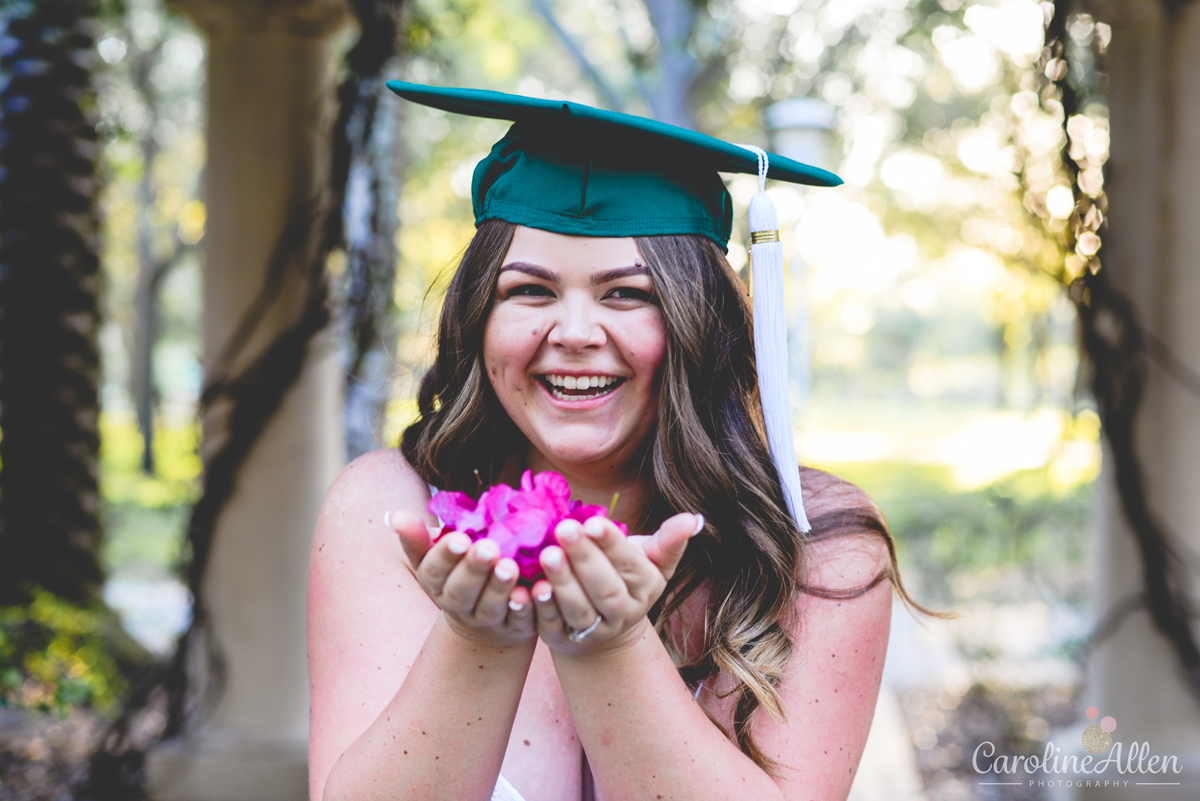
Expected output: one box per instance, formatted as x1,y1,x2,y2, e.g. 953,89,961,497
538,374,626,402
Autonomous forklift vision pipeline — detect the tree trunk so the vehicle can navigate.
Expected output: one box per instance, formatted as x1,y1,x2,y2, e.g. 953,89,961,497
0,0,105,605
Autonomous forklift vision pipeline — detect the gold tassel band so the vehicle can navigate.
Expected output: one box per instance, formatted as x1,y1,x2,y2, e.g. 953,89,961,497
750,230,780,244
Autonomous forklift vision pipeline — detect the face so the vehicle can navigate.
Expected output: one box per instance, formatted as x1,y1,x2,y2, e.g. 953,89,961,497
482,226,667,478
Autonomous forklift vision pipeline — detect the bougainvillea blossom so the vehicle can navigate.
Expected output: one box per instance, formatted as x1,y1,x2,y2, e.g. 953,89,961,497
428,470,627,585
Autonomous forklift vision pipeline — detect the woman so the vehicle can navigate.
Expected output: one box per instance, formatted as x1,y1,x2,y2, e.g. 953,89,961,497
308,83,911,801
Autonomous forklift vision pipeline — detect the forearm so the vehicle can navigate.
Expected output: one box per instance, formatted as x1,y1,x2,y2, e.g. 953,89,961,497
552,621,784,801
323,614,536,801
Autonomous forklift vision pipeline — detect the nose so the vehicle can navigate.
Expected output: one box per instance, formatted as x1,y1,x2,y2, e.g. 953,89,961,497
546,294,607,352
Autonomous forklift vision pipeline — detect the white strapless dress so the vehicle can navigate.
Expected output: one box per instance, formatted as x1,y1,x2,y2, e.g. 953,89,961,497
492,773,527,801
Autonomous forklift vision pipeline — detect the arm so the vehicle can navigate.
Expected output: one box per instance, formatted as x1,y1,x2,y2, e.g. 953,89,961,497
539,509,892,801
307,449,536,801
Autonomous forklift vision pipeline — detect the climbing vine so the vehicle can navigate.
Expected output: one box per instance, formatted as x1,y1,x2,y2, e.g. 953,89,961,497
1040,0,1200,699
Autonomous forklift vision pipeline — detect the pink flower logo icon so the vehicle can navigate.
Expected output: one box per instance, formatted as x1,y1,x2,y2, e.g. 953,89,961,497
429,470,627,586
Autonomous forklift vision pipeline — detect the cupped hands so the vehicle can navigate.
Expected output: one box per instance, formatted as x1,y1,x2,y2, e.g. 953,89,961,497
387,510,703,653
532,512,703,655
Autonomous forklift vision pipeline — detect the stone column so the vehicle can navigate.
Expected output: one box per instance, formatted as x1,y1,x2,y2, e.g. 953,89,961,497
1071,3,1200,799
148,2,348,799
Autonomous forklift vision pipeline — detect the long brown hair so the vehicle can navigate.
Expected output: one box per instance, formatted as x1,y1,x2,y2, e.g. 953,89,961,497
402,220,921,773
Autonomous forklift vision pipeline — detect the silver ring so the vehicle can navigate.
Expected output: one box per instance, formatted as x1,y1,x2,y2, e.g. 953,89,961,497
566,614,603,643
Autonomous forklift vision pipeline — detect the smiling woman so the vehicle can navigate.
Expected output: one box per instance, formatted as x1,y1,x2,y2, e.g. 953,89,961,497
307,83,920,801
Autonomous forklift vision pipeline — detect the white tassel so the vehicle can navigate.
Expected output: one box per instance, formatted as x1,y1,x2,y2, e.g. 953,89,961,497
736,145,811,533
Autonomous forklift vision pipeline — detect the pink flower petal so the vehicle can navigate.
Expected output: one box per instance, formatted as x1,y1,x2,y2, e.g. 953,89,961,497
533,470,571,501
429,491,489,534
429,471,627,586
505,509,555,547
483,483,516,522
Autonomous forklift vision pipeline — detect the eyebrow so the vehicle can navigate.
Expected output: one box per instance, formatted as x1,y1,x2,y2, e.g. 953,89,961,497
499,262,651,285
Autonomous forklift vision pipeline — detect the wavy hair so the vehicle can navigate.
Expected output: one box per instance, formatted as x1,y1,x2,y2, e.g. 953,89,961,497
401,220,922,774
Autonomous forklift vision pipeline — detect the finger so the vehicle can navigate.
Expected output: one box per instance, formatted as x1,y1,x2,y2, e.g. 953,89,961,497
418,532,472,596
580,515,654,583
531,579,560,630
633,513,702,581
559,520,628,617
505,585,535,632
472,557,519,626
440,539,500,615
540,545,600,630
390,510,433,569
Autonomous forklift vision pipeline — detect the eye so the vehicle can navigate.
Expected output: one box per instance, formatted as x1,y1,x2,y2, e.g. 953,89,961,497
506,284,555,298
604,286,655,302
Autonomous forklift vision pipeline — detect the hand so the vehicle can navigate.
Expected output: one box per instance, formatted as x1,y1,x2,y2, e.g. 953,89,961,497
532,512,702,655
387,511,537,648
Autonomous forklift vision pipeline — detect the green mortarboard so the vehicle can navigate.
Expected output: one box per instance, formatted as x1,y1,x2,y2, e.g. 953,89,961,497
387,81,843,532
385,81,840,250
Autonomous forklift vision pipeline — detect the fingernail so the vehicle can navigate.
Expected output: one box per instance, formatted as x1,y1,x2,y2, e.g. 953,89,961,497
383,511,392,530
475,540,499,561
446,536,469,555
557,521,580,545
535,590,552,602
691,514,705,537
494,563,515,582
542,547,563,570
582,518,606,538
508,599,525,612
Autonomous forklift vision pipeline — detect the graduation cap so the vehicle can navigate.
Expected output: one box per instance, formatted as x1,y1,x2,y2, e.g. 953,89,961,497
387,80,843,532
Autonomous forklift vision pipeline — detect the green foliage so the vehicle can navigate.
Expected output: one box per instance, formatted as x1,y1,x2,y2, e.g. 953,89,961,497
0,590,144,714
100,415,199,574
831,460,1092,605
100,415,201,509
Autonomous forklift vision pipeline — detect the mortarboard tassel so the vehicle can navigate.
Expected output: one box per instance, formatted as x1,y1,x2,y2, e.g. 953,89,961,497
737,145,811,533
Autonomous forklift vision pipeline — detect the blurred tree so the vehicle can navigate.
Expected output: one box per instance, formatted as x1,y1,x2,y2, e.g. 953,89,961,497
94,0,206,476
335,0,407,460
0,0,106,605
119,3,202,475
532,0,716,128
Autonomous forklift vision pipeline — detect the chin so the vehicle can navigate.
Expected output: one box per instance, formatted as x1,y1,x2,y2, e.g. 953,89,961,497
535,435,637,470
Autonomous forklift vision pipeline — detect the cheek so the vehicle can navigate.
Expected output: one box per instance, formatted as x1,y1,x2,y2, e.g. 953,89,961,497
482,312,545,385
481,320,505,386
631,314,668,377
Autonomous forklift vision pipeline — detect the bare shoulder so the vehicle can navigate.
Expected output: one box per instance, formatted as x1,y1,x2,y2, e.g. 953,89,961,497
308,447,437,642
308,450,440,799
316,448,431,533
798,466,892,593
799,465,880,519
312,449,439,567
308,446,436,638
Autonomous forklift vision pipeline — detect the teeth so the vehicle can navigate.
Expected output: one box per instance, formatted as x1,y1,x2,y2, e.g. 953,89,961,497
544,375,618,388
544,375,623,401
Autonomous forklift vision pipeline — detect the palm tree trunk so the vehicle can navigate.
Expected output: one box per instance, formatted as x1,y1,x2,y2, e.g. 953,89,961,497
0,0,105,605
